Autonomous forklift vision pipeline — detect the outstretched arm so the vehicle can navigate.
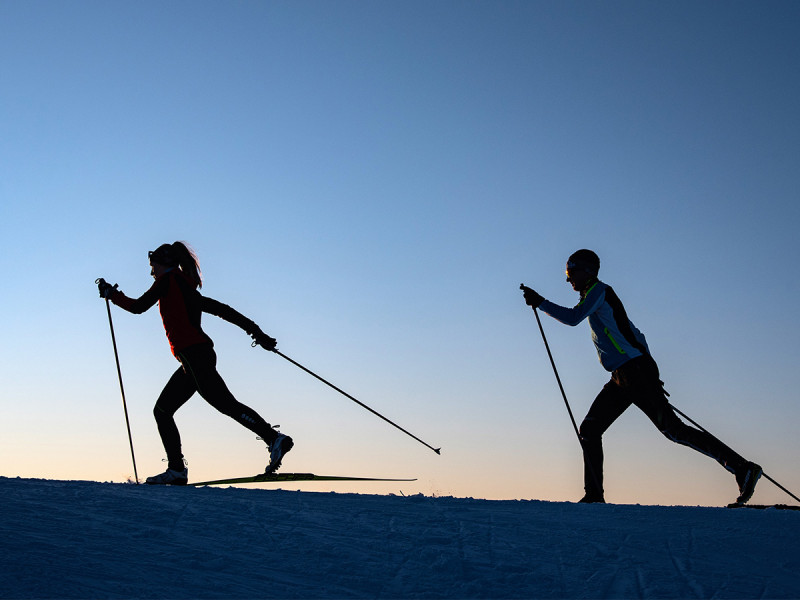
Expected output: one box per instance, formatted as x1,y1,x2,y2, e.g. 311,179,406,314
101,277,166,314
201,296,277,350
520,282,604,326
538,286,604,326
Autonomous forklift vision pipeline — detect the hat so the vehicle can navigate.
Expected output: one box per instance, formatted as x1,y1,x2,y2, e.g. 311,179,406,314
148,244,179,267
567,249,600,276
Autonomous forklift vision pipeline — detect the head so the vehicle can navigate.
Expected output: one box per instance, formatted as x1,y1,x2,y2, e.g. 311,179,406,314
148,241,202,288
565,249,599,292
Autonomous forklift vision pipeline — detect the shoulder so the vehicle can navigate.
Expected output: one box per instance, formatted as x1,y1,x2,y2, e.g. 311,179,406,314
579,279,606,305
172,270,201,293
149,272,173,293
590,280,612,299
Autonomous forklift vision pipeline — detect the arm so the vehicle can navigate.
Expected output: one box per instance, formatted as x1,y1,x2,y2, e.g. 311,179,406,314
538,284,605,326
200,296,258,334
109,276,168,314
201,296,277,350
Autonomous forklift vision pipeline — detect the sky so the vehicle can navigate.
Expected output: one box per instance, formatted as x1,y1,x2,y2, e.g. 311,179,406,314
1,1,799,506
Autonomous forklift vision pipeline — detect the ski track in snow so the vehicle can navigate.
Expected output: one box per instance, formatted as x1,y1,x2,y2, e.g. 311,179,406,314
1,477,799,599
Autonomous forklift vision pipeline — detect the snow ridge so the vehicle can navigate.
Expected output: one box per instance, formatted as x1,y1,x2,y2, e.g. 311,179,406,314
1,477,798,599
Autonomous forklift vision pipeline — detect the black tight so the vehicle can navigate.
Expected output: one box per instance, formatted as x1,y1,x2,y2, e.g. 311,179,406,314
154,344,277,470
579,356,745,497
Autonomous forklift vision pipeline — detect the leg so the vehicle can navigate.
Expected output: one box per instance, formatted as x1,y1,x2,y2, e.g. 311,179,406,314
621,358,748,474
637,395,747,474
635,384,763,501
579,381,632,500
154,365,197,471
178,345,279,443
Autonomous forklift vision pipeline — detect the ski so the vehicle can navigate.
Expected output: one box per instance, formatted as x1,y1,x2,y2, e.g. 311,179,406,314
188,472,417,487
727,503,800,511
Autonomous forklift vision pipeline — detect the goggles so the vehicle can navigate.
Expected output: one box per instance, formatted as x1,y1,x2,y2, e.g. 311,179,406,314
565,262,595,283
148,248,177,267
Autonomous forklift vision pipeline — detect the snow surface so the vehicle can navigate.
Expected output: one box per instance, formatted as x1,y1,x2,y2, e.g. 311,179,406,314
1,477,799,599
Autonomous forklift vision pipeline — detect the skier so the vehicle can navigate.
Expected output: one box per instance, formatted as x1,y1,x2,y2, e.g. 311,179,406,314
97,241,293,485
521,249,761,504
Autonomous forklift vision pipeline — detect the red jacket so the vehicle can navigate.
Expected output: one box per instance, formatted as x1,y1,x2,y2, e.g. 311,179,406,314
111,270,257,357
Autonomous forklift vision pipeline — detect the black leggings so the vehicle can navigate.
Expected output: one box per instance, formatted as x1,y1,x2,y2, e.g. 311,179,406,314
579,355,746,497
154,344,277,470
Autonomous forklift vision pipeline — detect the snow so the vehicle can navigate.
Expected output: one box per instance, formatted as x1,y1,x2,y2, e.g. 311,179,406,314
1,477,799,599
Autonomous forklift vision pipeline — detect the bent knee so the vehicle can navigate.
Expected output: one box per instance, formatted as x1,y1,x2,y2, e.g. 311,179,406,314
153,403,174,421
579,419,602,440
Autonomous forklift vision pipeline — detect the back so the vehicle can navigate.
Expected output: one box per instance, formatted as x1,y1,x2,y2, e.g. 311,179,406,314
158,270,213,356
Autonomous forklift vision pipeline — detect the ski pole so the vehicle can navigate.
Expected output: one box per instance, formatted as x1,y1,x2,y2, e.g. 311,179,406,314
669,403,800,504
96,280,139,484
531,307,581,440
255,343,441,455
523,288,602,493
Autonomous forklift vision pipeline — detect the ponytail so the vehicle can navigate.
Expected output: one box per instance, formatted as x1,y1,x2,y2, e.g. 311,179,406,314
171,241,202,288
149,241,203,288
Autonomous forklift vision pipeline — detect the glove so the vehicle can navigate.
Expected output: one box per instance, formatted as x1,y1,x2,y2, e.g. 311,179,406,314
251,328,277,351
96,278,118,299
520,284,544,309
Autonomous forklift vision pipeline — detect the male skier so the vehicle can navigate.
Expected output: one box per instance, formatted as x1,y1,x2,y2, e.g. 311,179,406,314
521,249,761,504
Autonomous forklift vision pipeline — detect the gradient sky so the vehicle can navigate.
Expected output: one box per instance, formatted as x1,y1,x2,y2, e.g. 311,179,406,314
2,1,798,506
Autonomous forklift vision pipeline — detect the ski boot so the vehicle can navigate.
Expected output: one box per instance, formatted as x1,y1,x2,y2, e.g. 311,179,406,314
578,492,606,504
145,467,189,486
734,462,762,505
264,433,294,474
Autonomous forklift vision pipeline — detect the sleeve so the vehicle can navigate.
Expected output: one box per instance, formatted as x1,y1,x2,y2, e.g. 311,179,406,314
201,296,259,335
538,285,605,326
109,276,167,314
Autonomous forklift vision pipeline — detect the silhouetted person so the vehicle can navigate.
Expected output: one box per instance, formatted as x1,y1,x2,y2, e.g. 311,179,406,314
98,241,292,485
521,249,761,504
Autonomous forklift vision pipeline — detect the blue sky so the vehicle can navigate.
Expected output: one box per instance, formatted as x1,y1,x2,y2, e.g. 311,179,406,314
2,1,799,505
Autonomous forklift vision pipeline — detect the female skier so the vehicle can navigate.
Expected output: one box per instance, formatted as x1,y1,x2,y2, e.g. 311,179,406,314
97,241,293,485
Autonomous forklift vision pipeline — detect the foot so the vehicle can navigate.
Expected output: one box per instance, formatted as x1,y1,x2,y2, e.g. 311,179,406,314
578,492,605,504
734,462,762,504
265,434,294,474
145,467,188,486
